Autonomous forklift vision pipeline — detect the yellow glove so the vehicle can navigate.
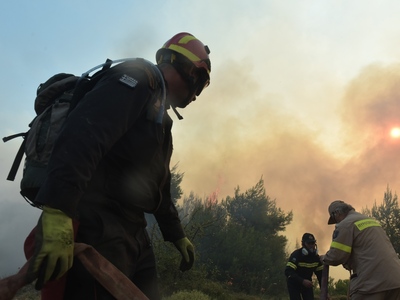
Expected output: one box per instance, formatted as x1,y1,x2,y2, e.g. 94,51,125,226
29,206,74,289
174,237,195,271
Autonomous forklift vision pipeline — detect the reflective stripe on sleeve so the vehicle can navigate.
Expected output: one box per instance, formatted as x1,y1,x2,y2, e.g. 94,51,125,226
286,262,297,270
331,241,352,253
316,265,324,271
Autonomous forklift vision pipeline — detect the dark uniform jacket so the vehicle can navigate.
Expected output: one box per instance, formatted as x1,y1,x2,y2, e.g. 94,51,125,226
33,60,185,242
285,248,323,285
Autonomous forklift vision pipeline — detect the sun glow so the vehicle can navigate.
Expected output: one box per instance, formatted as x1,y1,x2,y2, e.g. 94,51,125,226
390,127,400,139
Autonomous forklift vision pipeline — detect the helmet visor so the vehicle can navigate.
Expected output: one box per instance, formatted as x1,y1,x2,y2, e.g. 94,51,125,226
177,60,210,96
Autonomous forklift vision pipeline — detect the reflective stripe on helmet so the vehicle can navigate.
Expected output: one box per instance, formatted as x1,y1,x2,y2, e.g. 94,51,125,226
156,32,211,74
166,44,202,63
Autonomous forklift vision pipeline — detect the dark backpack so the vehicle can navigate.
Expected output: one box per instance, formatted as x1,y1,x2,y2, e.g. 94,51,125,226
3,58,166,205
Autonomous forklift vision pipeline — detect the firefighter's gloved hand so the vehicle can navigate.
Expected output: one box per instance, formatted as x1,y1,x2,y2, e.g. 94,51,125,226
29,206,74,290
302,279,313,288
174,237,194,271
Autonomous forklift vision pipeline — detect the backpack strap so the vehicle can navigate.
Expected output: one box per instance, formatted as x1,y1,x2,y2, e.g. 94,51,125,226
70,58,166,123
3,132,28,181
66,58,114,114
2,132,26,142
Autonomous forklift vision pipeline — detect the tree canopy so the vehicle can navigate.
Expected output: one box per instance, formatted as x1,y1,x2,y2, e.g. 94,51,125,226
153,175,293,298
363,185,400,254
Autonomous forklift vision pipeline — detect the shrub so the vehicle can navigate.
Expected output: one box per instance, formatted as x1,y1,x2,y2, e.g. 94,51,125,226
164,289,212,300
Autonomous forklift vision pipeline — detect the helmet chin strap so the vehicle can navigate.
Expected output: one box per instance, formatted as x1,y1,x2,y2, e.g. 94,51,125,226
159,55,204,121
171,105,183,120
169,79,198,121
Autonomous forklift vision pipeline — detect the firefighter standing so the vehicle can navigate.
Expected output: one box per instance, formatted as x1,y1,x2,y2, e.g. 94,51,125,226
24,32,211,300
285,233,324,300
321,200,400,300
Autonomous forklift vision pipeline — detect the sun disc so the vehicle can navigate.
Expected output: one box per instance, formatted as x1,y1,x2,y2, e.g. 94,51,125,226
390,127,400,138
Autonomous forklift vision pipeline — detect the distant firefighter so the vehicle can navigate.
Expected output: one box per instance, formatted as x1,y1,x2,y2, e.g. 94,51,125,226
285,232,323,300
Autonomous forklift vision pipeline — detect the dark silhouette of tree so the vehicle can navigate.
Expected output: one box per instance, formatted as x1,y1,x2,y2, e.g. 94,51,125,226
182,177,293,296
170,164,184,205
363,186,400,254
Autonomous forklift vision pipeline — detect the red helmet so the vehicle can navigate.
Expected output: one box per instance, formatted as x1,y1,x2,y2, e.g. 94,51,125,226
156,32,211,75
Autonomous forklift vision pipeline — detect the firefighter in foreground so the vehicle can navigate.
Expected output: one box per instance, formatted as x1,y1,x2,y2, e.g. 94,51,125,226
25,32,211,300
320,200,400,300
285,233,324,300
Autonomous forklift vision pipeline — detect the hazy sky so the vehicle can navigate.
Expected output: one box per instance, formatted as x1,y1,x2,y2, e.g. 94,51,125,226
2,0,400,281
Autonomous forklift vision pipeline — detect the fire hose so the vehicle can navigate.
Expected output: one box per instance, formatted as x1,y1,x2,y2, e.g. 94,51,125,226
0,243,149,300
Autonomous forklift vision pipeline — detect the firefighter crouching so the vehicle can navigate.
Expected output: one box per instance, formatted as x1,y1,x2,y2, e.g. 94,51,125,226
285,232,323,300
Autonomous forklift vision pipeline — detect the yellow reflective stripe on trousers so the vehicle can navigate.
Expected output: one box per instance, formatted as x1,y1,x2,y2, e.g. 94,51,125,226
354,218,381,231
331,241,352,253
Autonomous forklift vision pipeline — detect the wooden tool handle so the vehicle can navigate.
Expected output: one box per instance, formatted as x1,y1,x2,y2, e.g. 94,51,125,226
320,264,329,300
